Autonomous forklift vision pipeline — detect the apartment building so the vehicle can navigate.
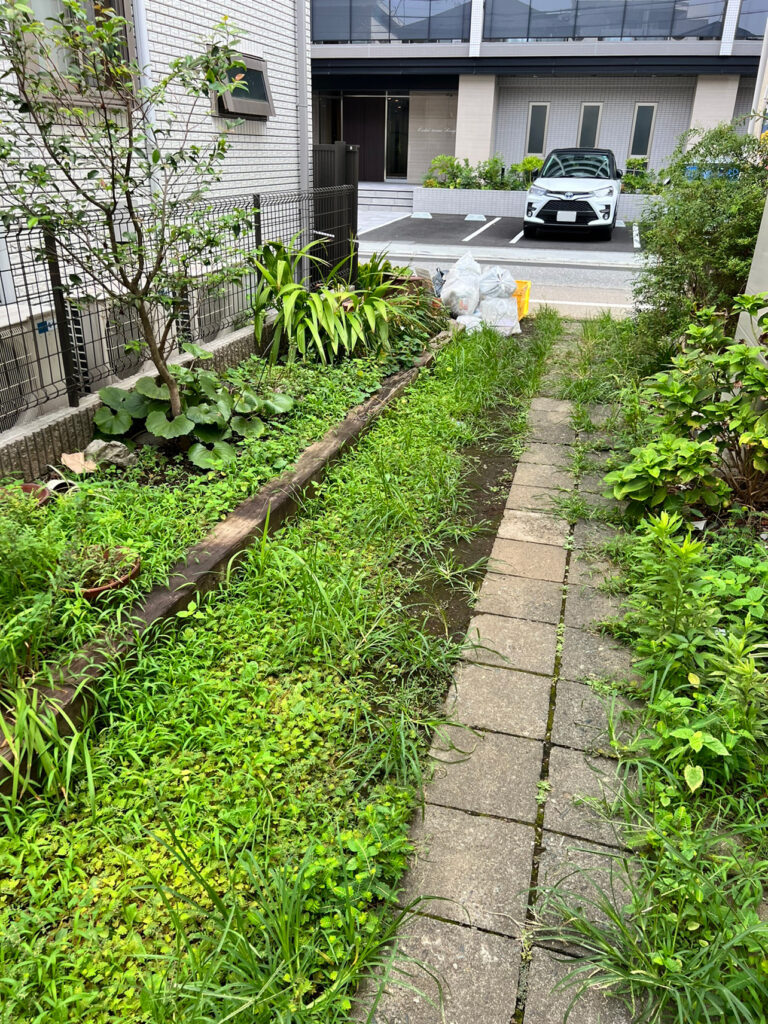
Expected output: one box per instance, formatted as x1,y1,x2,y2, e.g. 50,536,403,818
311,0,767,181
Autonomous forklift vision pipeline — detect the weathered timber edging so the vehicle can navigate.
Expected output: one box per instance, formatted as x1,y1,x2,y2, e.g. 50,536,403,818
1,331,454,778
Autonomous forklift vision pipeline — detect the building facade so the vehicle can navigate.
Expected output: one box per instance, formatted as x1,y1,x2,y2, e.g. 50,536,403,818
311,0,767,180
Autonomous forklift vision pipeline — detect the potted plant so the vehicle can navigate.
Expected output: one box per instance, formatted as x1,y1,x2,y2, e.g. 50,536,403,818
60,545,141,601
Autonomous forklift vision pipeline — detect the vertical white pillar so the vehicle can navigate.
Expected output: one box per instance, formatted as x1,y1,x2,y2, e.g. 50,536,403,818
454,75,497,162
469,0,485,57
720,0,742,56
688,74,740,133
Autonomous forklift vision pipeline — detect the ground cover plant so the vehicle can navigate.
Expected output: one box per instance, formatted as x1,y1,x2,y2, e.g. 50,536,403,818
422,152,543,190
542,309,768,1022
0,312,560,1023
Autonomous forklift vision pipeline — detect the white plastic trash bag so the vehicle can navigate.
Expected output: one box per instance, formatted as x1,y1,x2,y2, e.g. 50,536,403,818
456,314,484,334
479,265,516,299
441,274,480,317
478,297,521,335
445,252,481,282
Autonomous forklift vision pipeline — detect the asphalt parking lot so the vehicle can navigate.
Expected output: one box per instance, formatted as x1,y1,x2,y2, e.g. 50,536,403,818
359,212,638,254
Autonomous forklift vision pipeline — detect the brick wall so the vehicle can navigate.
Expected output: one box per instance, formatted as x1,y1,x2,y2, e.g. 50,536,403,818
494,76,697,170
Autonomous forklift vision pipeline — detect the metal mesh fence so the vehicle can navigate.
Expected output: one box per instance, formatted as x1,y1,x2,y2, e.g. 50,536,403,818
0,184,357,437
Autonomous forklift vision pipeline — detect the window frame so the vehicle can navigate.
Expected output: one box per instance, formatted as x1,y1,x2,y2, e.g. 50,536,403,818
526,101,550,157
628,101,657,160
218,54,275,121
577,101,603,149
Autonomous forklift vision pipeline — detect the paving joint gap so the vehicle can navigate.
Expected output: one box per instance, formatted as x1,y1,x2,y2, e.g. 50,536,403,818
423,798,537,830
510,506,574,1024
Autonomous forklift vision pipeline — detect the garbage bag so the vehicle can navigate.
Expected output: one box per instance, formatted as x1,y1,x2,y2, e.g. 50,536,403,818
479,265,517,299
478,297,521,335
456,314,484,334
441,275,481,317
445,252,481,283
432,268,446,297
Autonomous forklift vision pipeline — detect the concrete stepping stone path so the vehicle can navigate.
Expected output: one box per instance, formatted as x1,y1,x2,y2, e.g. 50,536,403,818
359,396,635,1024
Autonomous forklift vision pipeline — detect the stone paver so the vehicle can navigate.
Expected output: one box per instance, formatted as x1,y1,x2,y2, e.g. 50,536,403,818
400,803,534,935
537,832,632,928
464,613,558,675
489,538,567,582
551,680,631,752
514,462,573,490
560,627,637,683
448,664,552,740
564,586,624,629
519,442,572,467
363,917,521,1024
497,509,570,546
364,392,639,1023
428,726,542,822
506,484,563,513
477,573,563,623
544,746,624,847
523,946,632,1024
572,521,619,550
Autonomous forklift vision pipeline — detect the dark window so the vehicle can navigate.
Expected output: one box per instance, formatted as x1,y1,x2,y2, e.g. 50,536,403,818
671,0,726,40
386,95,409,177
574,0,625,38
484,0,531,40
528,0,576,39
312,0,470,43
736,0,768,39
622,0,675,38
578,103,602,147
218,55,274,120
630,103,656,158
527,103,549,155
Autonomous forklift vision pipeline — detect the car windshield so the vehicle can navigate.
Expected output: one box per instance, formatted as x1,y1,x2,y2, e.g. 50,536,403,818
540,152,612,180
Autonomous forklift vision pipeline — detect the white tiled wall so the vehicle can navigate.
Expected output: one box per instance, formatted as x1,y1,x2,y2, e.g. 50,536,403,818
494,76,697,170
143,0,311,197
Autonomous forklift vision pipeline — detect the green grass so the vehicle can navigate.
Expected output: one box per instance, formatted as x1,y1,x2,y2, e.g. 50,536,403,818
0,313,560,1023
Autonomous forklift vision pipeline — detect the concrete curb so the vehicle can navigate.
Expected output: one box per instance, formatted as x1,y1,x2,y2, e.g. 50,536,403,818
0,332,453,782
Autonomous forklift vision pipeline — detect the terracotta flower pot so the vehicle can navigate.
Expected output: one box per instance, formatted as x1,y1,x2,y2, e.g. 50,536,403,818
62,548,141,602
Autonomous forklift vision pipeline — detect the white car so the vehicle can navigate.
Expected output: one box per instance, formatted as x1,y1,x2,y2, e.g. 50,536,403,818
523,148,622,240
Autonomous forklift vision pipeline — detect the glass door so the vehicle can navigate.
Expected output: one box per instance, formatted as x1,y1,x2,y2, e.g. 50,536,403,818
386,96,409,179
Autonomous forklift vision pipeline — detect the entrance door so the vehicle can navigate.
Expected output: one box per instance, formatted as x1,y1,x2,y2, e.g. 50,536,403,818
386,96,409,179
343,97,385,181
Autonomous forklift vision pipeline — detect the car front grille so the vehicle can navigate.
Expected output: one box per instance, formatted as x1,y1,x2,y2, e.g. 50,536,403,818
539,199,595,225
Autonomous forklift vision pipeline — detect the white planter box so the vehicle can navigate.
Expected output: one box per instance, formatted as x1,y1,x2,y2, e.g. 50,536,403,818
412,186,657,222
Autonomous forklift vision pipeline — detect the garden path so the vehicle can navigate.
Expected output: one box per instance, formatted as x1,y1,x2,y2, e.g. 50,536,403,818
361,397,635,1024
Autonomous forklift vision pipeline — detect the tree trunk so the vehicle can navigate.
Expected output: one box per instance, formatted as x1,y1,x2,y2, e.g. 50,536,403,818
137,302,183,417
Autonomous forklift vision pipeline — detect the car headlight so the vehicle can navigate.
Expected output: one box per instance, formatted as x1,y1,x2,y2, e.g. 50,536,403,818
591,186,614,198
528,185,547,197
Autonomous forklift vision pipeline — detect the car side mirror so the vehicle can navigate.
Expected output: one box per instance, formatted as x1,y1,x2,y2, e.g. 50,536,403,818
617,169,623,178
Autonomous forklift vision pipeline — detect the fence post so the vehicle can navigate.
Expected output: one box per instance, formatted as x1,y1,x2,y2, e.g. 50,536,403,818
252,194,262,248
42,225,81,408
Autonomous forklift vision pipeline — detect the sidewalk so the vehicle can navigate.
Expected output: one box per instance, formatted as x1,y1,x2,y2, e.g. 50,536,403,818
361,398,635,1024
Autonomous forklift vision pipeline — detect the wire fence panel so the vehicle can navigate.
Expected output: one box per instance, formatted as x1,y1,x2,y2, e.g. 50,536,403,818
0,185,357,439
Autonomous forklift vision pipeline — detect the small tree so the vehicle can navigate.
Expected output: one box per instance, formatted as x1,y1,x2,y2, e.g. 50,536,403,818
635,123,768,342
0,0,253,418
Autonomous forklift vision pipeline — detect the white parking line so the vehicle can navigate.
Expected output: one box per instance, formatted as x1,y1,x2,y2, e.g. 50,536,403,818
632,223,641,249
462,217,500,242
510,230,524,245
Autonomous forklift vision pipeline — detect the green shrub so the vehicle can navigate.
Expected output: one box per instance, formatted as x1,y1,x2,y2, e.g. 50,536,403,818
634,124,768,341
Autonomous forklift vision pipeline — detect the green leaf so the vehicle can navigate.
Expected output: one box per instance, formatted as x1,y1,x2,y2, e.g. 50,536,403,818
122,392,151,419
93,406,132,435
233,389,263,414
262,393,295,416
181,341,213,360
135,377,171,401
231,415,265,438
683,764,704,793
188,440,237,470
192,423,230,443
98,386,130,410
145,409,194,439
186,403,224,425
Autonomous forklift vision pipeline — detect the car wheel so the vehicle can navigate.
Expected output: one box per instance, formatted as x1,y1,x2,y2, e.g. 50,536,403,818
523,223,537,240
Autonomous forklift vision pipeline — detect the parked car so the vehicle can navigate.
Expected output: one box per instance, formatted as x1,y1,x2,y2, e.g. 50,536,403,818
523,148,623,240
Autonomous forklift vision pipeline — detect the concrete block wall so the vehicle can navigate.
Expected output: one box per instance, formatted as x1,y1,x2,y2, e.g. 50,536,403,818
142,0,311,197
494,75,697,170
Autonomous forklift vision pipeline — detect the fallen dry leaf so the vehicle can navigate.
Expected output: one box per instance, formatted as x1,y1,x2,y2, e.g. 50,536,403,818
61,451,98,474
